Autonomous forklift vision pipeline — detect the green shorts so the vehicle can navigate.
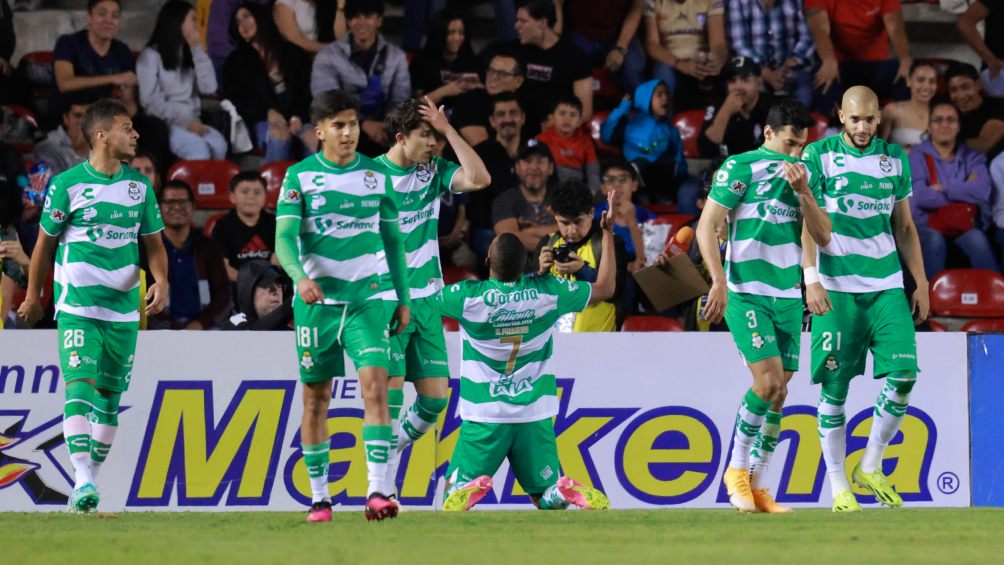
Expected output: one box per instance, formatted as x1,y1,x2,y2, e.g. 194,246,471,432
810,289,918,384
446,418,561,496
57,312,138,393
384,296,450,380
293,298,390,384
724,291,802,371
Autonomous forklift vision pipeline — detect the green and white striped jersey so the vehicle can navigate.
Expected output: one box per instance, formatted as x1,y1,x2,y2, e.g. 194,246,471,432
373,154,461,301
708,146,823,298
39,161,163,322
802,135,911,293
437,275,591,423
276,152,399,304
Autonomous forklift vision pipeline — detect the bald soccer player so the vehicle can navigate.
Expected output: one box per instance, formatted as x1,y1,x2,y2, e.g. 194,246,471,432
800,86,929,513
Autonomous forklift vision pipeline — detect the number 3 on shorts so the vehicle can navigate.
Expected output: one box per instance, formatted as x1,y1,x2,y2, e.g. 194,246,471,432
63,329,85,349
745,310,757,329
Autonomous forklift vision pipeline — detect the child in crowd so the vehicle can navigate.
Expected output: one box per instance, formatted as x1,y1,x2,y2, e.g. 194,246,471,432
592,159,655,273
535,95,600,194
211,170,277,282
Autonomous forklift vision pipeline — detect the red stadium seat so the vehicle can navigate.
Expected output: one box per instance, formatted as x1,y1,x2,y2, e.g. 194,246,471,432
167,160,240,210
928,319,948,332
621,315,685,332
961,319,1004,332
442,317,460,332
260,160,295,209
590,110,622,158
203,211,227,237
591,67,624,112
442,265,479,285
930,269,1004,318
19,51,54,98
642,203,678,215
672,109,705,159
2,104,39,154
808,112,830,143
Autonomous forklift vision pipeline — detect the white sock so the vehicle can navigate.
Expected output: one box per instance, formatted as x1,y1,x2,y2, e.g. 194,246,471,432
861,383,911,473
89,423,117,481
818,392,852,496
63,415,93,488
728,403,767,470
309,475,329,503
70,452,93,489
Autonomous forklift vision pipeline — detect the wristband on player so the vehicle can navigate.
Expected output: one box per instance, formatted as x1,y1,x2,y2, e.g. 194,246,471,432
804,266,820,285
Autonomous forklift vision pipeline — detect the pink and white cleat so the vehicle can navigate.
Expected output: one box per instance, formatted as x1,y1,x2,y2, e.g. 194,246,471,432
306,500,332,522
365,493,399,521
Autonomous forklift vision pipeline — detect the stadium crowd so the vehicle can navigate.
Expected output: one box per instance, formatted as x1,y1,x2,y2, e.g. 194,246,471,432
2,0,1004,331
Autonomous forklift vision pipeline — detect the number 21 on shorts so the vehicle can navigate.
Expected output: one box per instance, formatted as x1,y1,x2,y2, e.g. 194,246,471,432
821,331,842,351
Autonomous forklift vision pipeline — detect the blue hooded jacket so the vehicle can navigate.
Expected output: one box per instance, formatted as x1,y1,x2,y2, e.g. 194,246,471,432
600,79,687,178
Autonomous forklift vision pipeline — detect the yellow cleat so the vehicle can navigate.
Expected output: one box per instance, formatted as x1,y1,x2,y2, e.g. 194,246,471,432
443,475,492,512
723,467,757,512
752,488,792,513
832,489,863,513
852,464,903,508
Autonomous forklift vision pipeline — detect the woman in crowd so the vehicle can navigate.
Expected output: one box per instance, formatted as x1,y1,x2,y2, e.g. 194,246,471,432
138,0,228,160
409,8,482,111
879,60,938,152
224,2,314,162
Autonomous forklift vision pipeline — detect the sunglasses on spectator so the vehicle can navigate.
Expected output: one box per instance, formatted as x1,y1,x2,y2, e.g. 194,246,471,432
161,198,192,208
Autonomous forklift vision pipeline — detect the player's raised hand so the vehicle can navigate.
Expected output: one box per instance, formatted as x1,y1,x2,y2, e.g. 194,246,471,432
912,285,930,324
390,305,411,336
805,282,832,315
297,278,324,305
419,96,452,135
702,279,727,324
600,190,617,231
145,281,169,315
783,161,810,196
16,298,43,327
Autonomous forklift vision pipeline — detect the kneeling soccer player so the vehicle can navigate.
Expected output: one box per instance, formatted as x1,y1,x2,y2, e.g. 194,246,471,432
436,187,616,512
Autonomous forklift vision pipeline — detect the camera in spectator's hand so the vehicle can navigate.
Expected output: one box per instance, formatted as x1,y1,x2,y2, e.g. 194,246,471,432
552,245,573,263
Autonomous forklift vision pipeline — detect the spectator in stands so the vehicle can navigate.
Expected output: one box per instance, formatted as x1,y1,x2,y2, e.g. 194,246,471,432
957,0,1004,98
0,121,27,196
642,0,728,110
409,8,482,112
535,95,600,193
211,170,277,282
139,0,229,160
508,0,594,125
699,57,770,159
220,259,292,330
492,143,558,252
130,150,162,192
0,184,28,327
946,62,1004,160
805,0,912,117
593,159,655,272
726,0,815,106
535,180,627,331
0,0,26,106
151,179,231,330
207,0,272,76
878,60,937,152
274,0,325,55
563,0,645,93
311,0,409,155
600,79,694,211
909,100,997,277
452,53,532,146
223,3,314,163
33,97,91,175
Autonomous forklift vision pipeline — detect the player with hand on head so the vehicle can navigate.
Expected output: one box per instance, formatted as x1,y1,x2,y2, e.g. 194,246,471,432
274,89,412,523
374,96,490,505
801,86,928,513
697,98,831,513
17,98,169,513
439,187,617,512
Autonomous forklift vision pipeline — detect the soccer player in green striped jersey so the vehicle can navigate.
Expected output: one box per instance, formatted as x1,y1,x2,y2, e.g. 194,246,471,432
17,99,169,513
801,86,929,513
274,90,412,523
437,190,617,512
697,99,832,513
374,97,491,502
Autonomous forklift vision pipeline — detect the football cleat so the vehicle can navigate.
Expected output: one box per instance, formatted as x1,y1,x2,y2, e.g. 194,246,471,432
852,464,903,508
555,476,610,510
832,490,863,513
752,488,792,514
71,483,100,513
364,493,399,521
723,467,757,512
306,500,333,523
443,475,493,512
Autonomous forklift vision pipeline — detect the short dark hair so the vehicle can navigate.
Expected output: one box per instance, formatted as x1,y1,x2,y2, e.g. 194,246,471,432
230,170,266,192
488,53,523,77
62,91,98,116
490,91,523,115
384,98,426,139
160,179,195,203
548,181,594,218
517,0,557,27
88,0,120,12
345,0,384,19
81,98,130,148
490,233,528,282
550,95,582,115
945,61,980,84
310,90,360,125
764,98,814,136
600,159,638,181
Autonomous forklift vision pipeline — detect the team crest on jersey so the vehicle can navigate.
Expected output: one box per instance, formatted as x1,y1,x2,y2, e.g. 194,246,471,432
285,189,301,203
363,170,378,190
68,351,81,370
751,331,764,350
300,351,314,370
730,180,747,195
879,155,893,173
825,354,839,372
50,209,66,223
416,163,432,183
128,182,142,200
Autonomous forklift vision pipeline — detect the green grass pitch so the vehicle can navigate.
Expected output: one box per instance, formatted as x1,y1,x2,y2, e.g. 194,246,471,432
5,509,1004,564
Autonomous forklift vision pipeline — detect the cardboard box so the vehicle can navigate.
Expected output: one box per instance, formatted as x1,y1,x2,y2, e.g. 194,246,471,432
632,253,711,312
